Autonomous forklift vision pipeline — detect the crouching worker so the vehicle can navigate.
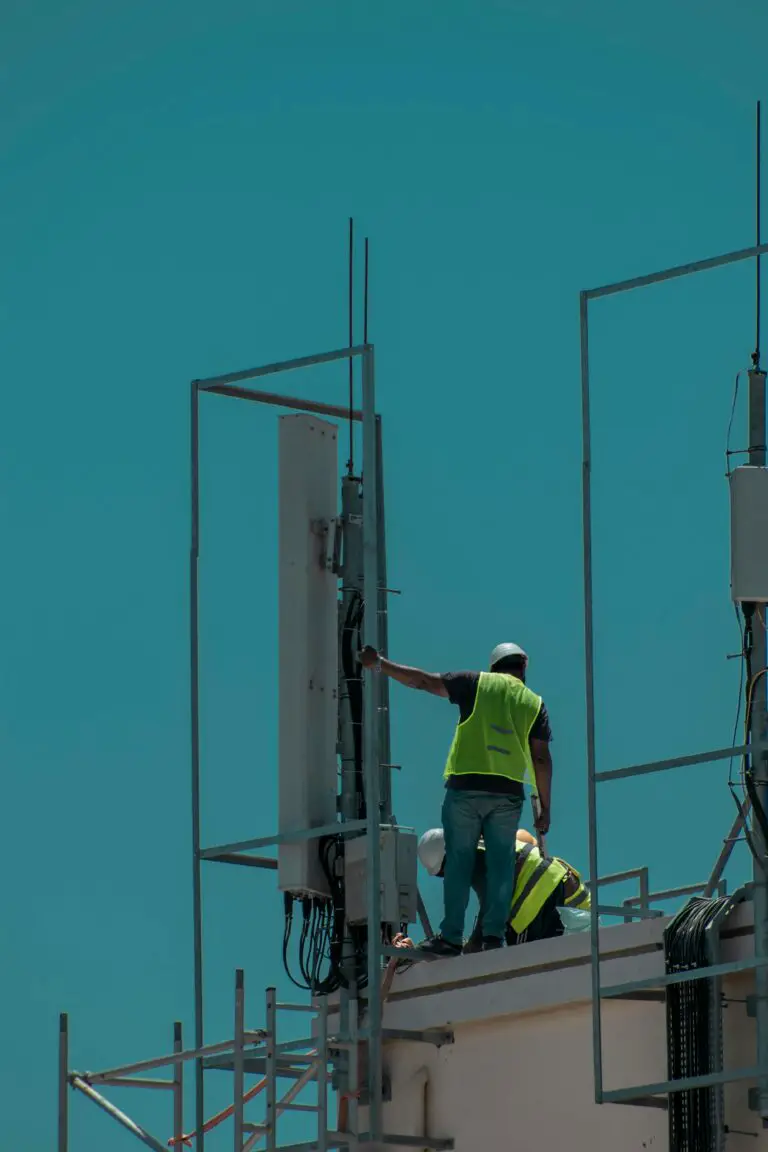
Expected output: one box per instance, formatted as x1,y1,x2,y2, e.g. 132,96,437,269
416,827,590,951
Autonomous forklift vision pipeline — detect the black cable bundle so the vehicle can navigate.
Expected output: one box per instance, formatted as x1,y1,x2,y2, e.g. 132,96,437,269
665,896,730,1152
279,836,372,995
340,591,366,819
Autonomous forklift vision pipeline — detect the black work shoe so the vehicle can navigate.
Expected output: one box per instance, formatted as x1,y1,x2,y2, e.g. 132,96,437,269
415,933,463,958
482,936,503,951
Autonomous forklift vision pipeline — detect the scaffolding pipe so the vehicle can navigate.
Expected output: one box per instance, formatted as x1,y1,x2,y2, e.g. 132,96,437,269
234,970,245,1151
71,1077,169,1152
362,345,383,1143
266,988,277,1152
84,1035,264,1083
173,1022,184,1151
580,289,604,1105
190,379,205,1150
58,1013,68,1152
748,367,768,1121
317,998,329,1152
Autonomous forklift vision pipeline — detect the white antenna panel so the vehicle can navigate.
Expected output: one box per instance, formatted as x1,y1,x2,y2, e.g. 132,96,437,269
277,414,339,897
730,465,768,603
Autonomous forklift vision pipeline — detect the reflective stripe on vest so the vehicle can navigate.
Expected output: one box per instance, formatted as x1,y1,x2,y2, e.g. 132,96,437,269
566,885,591,908
552,857,592,911
509,843,567,933
443,672,543,786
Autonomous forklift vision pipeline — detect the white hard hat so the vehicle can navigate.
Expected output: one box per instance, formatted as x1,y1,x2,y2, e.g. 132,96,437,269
417,828,446,876
489,642,528,670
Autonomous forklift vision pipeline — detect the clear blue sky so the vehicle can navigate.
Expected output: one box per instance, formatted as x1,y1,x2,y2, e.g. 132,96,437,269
2,1,767,1146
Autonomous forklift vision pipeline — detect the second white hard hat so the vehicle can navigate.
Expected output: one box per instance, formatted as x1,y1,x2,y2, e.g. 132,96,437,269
489,642,528,670
417,828,446,876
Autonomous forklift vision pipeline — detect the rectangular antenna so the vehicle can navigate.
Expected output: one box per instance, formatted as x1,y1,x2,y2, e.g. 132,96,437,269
277,414,340,897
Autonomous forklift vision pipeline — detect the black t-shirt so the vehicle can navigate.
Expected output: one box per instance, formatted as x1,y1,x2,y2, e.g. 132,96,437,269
441,671,552,797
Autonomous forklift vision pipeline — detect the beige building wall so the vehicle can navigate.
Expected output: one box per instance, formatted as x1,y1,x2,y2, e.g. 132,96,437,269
348,904,764,1150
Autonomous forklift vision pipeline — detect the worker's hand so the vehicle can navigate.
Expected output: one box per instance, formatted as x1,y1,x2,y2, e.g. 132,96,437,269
534,805,551,835
358,645,380,669
392,932,414,949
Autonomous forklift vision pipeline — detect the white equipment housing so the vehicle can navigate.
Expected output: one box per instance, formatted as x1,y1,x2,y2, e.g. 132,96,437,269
344,827,419,927
277,414,339,897
730,465,768,603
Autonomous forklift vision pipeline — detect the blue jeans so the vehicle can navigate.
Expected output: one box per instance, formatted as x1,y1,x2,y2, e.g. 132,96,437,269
440,788,523,944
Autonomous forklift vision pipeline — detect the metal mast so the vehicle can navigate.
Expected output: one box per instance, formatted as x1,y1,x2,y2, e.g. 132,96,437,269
749,98,768,1125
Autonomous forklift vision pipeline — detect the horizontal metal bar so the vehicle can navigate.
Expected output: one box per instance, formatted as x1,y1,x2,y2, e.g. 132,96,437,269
276,1003,317,1013
263,1137,349,1152
194,344,369,388
585,241,768,301
275,1037,315,1054
279,1102,318,1113
596,741,768,783
611,1095,669,1111
595,904,663,919
94,1077,175,1090
602,955,768,999
203,1056,317,1078
203,852,278,870
200,819,367,858
610,991,667,1003
593,869,647,886
358,1135,454,1150
203,383,364,423
82,1034,265,1082
624,883,717,905
603,1063,768,1104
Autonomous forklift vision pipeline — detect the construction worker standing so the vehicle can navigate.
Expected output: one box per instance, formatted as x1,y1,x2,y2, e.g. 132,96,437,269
416,827,590,952
358,641,553,957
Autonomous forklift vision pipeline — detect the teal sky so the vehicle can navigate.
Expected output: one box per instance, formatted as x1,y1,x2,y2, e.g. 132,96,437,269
3,1,768,1147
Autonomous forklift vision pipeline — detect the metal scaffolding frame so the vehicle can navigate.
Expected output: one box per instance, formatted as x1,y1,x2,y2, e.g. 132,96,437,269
59,267,768,1147
57,340,451,1152
190,340,418,1149
580,238,768,1107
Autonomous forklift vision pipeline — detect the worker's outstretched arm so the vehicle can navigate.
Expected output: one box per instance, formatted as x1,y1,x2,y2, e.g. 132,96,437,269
359,645,448,697
530,738,552,834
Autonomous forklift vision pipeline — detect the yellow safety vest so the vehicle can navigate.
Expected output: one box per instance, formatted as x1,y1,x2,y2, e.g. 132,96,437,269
444,672,542,786
477,840,591,931
509,843,567,933
554,858,591,911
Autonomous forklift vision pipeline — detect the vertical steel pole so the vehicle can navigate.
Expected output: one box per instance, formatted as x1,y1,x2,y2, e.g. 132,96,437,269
317,998,329,1152
347,995,360,1151
58,1013,69,1152
173,1022,184,1150
339,475,365,823
375,415,393,823
234,970,245,1151
749,368,768,1119
580,292,604,1104
362,346,383,1144
265,987,277,1152
190,381,205,1148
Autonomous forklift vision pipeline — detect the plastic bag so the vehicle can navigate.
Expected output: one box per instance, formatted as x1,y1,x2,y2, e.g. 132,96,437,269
557,906,594,934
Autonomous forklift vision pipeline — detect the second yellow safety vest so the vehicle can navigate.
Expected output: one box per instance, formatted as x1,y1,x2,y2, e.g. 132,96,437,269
476,840,591,930
509,842,567,933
